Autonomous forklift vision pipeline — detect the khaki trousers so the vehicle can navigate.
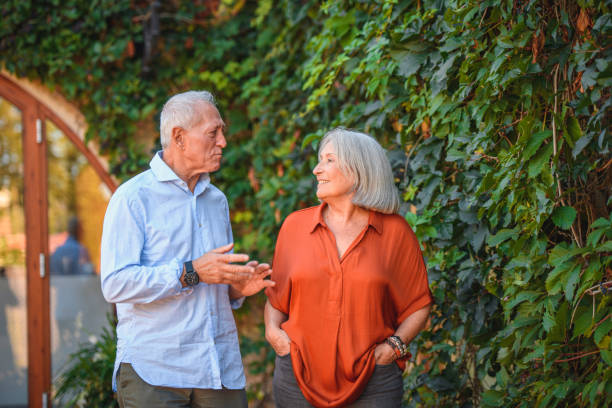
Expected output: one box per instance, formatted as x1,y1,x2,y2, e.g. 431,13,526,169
116,363,247,408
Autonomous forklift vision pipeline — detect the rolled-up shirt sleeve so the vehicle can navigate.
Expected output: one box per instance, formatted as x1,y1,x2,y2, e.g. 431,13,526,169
390,224,433,325
101,192,183,304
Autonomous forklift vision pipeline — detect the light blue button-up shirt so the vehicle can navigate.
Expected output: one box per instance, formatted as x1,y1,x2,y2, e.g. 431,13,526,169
101,152,246,391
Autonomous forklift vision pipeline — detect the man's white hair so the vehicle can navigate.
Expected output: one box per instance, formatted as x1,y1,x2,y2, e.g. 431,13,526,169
159,90,216,148
319,127,400,214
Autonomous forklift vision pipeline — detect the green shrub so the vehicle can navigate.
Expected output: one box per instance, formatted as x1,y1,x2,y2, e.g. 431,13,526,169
53,314,118,408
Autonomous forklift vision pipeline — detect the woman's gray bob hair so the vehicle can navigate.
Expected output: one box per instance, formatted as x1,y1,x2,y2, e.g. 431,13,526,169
319,128,400,214
159,90,216,148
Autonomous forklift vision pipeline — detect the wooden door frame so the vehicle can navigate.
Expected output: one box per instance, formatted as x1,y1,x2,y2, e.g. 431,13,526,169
0,74,117,408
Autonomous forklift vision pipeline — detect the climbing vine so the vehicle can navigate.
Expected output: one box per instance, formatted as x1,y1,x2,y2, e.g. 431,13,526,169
1,0,610,406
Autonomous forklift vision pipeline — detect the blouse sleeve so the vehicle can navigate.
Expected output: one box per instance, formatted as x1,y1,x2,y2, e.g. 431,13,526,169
389,221,433,325
265,218,292,315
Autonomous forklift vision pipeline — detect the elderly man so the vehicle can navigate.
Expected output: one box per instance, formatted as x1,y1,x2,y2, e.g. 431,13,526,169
101,90,273,408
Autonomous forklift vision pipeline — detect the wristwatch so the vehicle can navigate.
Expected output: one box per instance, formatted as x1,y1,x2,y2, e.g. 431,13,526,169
183,260,199,286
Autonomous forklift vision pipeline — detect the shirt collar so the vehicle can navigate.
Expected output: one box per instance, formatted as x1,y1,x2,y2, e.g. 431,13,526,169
150,151,180,182
309,203,383,234
150,151,211,195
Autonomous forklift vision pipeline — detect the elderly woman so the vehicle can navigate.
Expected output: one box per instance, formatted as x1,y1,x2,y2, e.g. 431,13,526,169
264,128,433,407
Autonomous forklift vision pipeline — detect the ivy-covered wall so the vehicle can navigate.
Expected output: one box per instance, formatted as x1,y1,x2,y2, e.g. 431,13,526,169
2,0,610,406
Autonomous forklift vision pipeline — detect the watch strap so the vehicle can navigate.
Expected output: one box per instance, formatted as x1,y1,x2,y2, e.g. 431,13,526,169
183,260,199,286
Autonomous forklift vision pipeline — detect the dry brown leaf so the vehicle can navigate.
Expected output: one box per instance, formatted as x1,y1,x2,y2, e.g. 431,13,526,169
573,71,584,94
532,29,545,64
288,130,300,152
248,167,259,192
125,40,135,58
421,118,431,139
576,8,591,34
392,119,403,133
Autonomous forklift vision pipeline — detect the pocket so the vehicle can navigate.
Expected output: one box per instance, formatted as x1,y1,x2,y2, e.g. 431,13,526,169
117,363,132,391
375,362,402,380
374,362,400,372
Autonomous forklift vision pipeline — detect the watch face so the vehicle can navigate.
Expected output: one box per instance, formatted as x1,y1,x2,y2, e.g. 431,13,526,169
185,271,199,286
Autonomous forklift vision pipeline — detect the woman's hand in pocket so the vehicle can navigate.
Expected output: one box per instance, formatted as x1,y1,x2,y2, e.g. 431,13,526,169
266,326,291,356
374,342,396,365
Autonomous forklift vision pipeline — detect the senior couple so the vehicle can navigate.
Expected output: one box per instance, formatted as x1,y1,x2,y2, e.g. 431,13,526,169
101,90,432,408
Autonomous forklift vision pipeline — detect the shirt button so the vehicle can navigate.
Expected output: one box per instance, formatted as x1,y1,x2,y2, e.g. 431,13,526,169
199,224,202,228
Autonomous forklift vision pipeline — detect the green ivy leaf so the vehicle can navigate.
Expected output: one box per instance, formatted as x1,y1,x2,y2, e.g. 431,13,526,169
573,311,594,339
591,217,611,229
552,381,573,399
301,132,320,149
551,206,577,230
596,241,612,252
481,390,505,407
487,227,519,246
594,318,612,347
543,311,556,332
522,130,551,162
390,50,427,78
527,142,554,178
405,212,417,228
572,133,594,158
548,243,576,264
546,261,573,295
601,350,612,367
564,264,581,302
566,116,582,145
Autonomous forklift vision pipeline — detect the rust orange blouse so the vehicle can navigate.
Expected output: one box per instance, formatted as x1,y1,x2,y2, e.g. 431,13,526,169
266,204,432,408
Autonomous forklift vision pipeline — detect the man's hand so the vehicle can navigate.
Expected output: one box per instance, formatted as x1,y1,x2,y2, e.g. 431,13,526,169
188,243,255,285
374,342,396,365
229,260,275,298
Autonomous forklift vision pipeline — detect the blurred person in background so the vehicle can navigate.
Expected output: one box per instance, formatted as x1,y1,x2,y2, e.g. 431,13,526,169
50,216,93,275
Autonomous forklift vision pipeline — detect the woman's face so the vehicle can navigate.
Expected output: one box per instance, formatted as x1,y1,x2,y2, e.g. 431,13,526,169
313,142,354,202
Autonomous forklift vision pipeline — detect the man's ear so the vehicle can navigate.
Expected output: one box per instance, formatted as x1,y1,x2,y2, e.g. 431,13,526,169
171,126,184,149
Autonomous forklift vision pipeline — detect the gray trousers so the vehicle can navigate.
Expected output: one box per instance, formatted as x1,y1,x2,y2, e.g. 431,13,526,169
272,354,404,408
116,363,247,408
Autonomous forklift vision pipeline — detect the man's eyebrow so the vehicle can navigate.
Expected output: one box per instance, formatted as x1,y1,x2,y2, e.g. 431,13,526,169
206,122,225,132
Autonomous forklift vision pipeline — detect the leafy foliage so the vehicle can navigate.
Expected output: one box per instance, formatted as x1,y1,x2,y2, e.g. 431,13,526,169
2,0,610,406
53,314,118,407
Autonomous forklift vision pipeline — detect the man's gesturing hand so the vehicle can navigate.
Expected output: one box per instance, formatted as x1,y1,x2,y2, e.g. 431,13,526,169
192,243,254,285
230,260,275,298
